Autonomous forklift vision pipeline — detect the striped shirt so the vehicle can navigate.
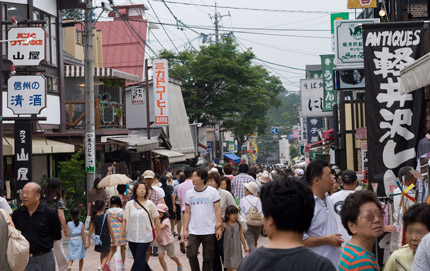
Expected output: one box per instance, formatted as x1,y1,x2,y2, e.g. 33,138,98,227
338,243,379,271
231,173,256,200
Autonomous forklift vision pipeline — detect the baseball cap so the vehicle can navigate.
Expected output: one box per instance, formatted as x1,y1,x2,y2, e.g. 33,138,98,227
341,170,357,184
142,170,155,179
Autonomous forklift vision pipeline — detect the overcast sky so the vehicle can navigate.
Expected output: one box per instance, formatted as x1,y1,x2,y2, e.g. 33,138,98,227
95,0,355,92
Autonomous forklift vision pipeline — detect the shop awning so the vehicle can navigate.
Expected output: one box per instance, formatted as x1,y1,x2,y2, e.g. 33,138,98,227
101,136,159,153
65,65,139,82
305,140,333,154
400,52,430,94
3,136,75,156
224,153,241,163
153,149,186,163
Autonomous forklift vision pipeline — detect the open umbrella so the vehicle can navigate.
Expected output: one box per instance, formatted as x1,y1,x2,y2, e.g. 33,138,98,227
97,174,132,188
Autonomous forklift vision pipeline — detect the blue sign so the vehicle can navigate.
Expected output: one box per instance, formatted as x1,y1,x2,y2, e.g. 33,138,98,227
271,127,279,135
306,117,322,144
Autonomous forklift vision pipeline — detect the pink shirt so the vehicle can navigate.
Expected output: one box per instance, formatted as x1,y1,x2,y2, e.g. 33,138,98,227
160,218,174,246
178,179,194,211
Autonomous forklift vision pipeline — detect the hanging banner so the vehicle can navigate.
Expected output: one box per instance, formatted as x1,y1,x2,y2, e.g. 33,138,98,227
300,79,333,117
348,0,377,9
14,120,32,189
307,117,322,144
153,59,169,126
320,55,336,111
363,22,425,196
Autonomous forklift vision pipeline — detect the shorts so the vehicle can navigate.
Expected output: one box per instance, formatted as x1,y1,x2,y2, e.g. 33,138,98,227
175,204,181,221
159,242,176,258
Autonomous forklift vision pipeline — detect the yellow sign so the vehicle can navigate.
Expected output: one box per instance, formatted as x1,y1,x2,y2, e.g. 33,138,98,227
348,0,377,9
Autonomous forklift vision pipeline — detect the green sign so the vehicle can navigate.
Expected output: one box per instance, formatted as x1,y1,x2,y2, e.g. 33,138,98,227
320,54,336,111
330,12,349,34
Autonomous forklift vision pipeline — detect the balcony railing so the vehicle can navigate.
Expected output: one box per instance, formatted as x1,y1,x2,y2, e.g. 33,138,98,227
65,98,125,129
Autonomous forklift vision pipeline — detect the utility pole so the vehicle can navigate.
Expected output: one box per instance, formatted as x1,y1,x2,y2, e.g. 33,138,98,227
85,0,95,197
209,2,230,43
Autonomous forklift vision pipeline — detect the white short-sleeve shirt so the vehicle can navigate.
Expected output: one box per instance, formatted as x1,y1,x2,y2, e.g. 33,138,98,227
185,186,220,235
125,200,159,243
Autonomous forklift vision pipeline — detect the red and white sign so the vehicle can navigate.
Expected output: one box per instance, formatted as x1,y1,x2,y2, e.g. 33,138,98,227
8,27,45,66
153,59,169,126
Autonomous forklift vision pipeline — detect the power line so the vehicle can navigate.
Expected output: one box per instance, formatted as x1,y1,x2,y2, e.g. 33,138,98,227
152,0,342,14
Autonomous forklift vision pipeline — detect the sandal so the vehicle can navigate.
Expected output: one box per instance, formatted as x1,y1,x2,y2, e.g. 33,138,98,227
178,267,183,271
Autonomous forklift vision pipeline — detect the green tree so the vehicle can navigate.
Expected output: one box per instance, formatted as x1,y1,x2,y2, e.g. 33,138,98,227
58,149,86,221
289,142,300,159
159,38,285,155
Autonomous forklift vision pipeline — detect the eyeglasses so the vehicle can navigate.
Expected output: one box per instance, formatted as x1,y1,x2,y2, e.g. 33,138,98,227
358,210,384,222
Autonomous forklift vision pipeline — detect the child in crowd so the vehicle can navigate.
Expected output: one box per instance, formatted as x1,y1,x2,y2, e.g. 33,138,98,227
106,196,127,269
87,199,111,271
66,208,86,271
224,205,249,271
156,203,183,271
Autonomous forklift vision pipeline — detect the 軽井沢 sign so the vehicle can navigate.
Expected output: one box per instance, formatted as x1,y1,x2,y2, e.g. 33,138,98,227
348,0,377,9
14,120,32,189
8,27,45,66
363,22,425,196
335,19,379,65
7,75,46,115
300,79,333,117
153,59,169,126
85,132,95,173
320,55,336,111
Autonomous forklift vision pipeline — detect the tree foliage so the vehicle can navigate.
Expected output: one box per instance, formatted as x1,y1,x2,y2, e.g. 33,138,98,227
159,38,285,154
256,93,301,164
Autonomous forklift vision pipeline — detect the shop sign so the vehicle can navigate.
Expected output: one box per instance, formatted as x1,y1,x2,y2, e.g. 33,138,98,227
335,19,379,66
14,121,32,189
85,133,95,173
8,27,45,66
320,54,336,111
300,79,333,117
7,75,47,115
153,59,169,126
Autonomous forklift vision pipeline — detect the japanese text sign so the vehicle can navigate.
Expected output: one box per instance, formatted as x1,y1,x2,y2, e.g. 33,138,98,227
335,19,379,65
363,22,425,196
14,120,32,189
132,87,144,105
300,79,333,117
8,27,45,66
361,143,368,172
320,55,336,111
7,75,47,115
307,117,322,144
85,132,95,173
153,59,169,126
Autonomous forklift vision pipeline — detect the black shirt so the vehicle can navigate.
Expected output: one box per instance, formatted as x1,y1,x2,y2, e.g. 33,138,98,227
238,246,336,271
12,202,62,253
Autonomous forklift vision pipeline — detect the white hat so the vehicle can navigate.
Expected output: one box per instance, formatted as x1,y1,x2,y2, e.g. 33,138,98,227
259,172,270,184
209,168,219,174
166,172,172,178
142,170,155,179
244,182,259,196
295,169,304,176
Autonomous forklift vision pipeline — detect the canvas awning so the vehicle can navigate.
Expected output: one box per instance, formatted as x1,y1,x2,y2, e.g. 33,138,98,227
3,136,75,156
101,135,159,153
400,52,430,94
153,149,186,163
65,65,139,82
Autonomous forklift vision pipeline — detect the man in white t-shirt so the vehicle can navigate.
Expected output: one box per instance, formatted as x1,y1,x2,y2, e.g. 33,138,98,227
183,168,223,271
330,170,358,244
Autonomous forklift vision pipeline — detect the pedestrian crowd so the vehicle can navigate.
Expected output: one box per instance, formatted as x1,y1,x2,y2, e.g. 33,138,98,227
3,160,430,270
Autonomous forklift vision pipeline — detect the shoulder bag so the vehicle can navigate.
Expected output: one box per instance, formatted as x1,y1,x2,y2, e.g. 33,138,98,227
91,213,107,246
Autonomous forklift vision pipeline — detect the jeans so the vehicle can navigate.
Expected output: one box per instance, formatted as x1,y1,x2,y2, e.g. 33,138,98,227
25,251,55,271
129,241,151,271
186,234,215,271
244,225,261,252
212,232,225,271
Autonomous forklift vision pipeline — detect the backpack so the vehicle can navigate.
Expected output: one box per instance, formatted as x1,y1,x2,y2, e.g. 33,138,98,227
0,209,30,271
246,198,262,227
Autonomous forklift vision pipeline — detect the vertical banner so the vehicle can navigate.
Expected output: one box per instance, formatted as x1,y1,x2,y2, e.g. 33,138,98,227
320,54,336,111
307,117,322,144
363,22,425,196
85,132,95,173
330,13,349,52
153,59,169,126
15,121,32,189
